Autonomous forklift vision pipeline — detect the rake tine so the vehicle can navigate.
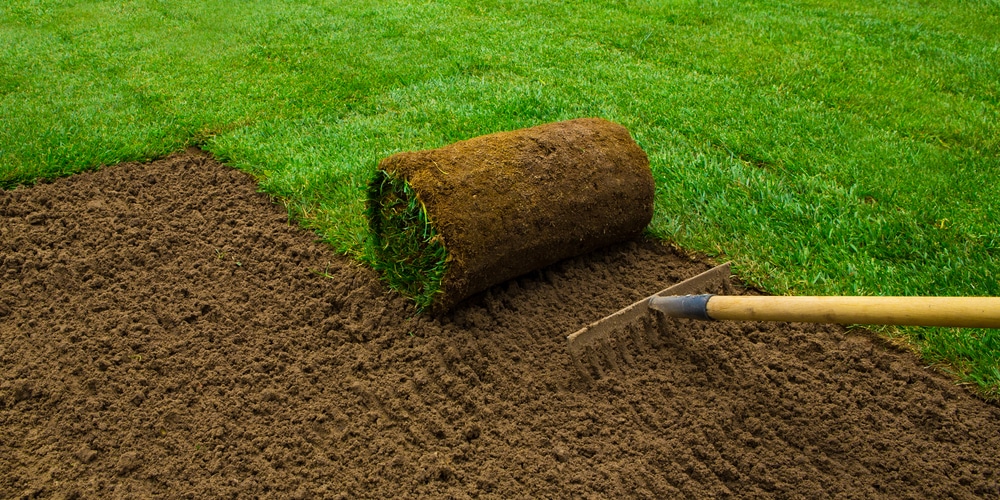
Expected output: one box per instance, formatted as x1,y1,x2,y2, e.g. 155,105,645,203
570,349,595,384
585,345,606,379
628,318,646,352
599,338,621,373
616,332,636,367
565,263,733,379
644,314,662,347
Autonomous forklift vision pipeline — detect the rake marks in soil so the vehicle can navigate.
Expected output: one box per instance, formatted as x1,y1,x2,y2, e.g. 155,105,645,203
2,150,999,497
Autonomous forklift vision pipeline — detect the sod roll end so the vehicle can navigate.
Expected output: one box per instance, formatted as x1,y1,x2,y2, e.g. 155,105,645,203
367,118,654,312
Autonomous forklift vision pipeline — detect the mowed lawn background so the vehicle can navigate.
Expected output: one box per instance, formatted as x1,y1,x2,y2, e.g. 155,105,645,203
2,0,998,396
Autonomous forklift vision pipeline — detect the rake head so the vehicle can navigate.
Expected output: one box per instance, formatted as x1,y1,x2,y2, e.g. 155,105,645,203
567,262,734,381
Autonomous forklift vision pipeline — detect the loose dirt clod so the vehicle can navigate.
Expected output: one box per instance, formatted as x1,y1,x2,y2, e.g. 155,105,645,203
3,150,1000,497
368,118,654,311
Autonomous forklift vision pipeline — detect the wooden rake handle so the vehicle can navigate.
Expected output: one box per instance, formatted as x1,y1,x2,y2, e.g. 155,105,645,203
649,295,1000,329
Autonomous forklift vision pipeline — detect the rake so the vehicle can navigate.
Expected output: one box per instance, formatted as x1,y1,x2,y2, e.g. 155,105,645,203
567,263,1000,379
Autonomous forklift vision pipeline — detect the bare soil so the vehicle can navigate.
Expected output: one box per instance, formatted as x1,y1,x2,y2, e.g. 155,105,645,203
2,149,999,498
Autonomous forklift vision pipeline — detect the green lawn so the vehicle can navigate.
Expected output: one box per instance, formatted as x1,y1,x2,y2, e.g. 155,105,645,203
3,0,998,397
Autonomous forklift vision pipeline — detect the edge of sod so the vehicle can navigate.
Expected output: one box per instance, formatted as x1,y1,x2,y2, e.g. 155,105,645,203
365,170,449,311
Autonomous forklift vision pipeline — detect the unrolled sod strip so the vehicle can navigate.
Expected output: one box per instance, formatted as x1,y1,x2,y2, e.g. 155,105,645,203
367,118,655,312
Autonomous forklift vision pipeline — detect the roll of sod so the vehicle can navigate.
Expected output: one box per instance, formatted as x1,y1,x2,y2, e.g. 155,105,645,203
367,118,654,312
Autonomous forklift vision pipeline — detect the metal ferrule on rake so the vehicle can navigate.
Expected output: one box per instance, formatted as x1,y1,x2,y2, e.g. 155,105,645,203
647,294,714,320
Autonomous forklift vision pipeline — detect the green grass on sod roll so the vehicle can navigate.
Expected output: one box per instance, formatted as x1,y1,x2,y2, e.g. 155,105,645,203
1,0,998,397
366,171,447,311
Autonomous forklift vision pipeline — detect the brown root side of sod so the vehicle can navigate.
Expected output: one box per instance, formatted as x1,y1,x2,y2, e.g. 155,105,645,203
371,118,654,312
2,149,1000,498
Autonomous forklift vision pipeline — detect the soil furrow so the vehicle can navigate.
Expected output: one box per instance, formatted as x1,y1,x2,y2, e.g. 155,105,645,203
2,149,999,498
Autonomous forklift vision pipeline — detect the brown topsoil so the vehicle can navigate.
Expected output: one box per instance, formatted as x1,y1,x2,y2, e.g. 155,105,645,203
2,149,999,499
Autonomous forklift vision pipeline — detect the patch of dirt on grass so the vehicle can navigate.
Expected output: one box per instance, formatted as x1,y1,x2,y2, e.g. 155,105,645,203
2,149,999,498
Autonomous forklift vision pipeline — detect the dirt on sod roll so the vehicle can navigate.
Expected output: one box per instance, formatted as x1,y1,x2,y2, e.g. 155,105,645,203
368,118,654,311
